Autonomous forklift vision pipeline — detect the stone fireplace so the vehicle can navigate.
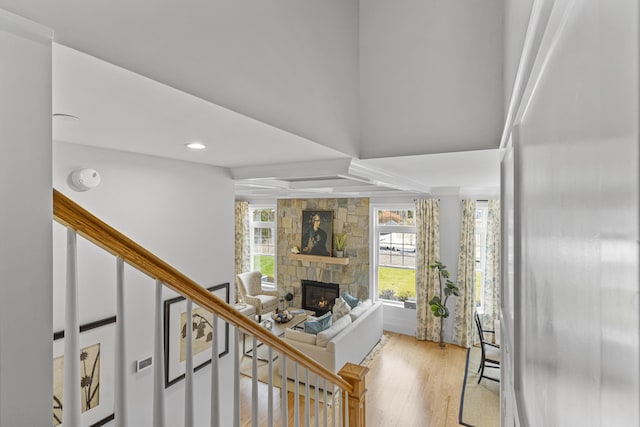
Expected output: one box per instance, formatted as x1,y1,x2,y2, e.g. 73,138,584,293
301,280,339,316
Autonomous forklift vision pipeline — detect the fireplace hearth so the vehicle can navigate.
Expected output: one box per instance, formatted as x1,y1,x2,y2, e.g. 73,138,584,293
301,280,339,316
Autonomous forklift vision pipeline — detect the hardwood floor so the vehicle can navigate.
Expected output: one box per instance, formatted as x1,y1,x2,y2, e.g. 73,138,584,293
239,331,467,426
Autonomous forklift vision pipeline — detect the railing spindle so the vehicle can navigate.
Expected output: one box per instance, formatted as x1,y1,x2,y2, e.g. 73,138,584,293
185,300,194,427
233,327,240,427
294,364,300,427
323,379,328,427
343,390,348,427
281,354,288,427
268,347,274,427
252,336,259,427
314,375,319,427
210,314,219,427
63,228,81,427
153,280,166,427
304,369,310,427
115,257,128,427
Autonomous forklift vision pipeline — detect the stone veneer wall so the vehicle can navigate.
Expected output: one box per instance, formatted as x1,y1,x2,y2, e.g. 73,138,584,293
277,198,370,308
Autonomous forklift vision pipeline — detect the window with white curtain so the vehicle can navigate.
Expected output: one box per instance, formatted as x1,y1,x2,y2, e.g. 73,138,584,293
249,205,276,287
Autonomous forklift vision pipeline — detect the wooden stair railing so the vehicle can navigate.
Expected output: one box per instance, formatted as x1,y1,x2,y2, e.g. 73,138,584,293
53,189,367,426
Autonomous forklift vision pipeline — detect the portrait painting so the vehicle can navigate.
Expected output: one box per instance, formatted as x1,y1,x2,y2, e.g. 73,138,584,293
301,210,333,257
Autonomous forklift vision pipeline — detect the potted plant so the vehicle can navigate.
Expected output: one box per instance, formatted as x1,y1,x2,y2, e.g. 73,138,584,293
428,261,460,348
334,232,348,257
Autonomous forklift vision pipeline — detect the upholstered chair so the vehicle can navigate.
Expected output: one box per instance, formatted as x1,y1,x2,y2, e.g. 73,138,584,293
236,271,279,322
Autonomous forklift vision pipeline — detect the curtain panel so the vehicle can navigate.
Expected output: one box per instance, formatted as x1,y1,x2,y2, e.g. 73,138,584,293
234,201,250,283
453,200,477,347
482,199,501,341
415,199,441,342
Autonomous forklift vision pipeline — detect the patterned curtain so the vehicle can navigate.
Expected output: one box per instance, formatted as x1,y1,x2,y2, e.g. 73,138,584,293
482,199,501,341
415,199,441,342
234,201,250,279
453,200,477,347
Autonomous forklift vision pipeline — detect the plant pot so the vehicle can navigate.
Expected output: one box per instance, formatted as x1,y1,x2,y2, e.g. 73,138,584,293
335,250,344,258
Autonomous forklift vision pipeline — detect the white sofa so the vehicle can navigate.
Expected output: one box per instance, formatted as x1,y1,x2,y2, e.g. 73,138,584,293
278,299,383,385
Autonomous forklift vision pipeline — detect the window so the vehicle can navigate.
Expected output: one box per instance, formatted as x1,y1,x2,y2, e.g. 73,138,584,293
373,207,416,303
249,206,276,287
475,202,488,309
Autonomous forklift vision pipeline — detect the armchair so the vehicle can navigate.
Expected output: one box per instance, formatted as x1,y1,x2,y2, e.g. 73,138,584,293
236,271,279,322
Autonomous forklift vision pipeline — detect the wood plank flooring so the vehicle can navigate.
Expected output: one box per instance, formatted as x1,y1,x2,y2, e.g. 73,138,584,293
239,331,467,426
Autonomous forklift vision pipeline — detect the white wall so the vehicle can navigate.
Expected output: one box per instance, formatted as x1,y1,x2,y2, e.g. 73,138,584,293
503,0,639,425
0,11,53,426
360,0,504,158
52,142,236,426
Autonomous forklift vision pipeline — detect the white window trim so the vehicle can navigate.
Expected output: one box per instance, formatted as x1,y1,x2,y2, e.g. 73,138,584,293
475,201,489,309
371,204,417,307
249,204,277,288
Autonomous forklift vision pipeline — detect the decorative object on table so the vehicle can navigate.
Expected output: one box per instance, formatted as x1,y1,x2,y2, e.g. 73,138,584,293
334,232,348,258
53,316,116,427
164,282,230,388
272,309,293,323
301,210,333,257
428,261,461,349
284,292,294,309
260,319,273,330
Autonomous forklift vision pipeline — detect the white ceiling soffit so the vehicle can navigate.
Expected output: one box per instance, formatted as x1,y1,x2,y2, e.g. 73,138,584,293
52,44,348,169
233,150,500,199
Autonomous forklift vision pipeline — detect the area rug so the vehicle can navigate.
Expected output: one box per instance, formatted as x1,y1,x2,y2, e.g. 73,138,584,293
459,345,500,427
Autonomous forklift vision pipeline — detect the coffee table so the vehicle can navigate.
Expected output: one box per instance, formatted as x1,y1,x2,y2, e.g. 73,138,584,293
242,308,314,360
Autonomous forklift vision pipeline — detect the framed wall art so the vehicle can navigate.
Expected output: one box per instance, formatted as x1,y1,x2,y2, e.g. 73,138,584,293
301,210,333,257
53,316,116,427
164,282,230,388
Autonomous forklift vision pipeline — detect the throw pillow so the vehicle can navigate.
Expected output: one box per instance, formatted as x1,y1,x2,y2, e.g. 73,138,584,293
332,296,351,321
342,291,360,309
316,314,352,347
304,311,332,334
349,299,372,321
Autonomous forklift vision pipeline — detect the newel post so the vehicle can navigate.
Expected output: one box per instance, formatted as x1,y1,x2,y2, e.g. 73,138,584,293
338,363,369,427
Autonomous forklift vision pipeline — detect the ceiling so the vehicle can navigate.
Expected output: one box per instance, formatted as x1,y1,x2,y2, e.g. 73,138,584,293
5,1,503,200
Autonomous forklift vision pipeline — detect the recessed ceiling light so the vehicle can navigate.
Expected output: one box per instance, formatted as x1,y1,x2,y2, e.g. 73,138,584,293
53,113,80,121
185,142,207,150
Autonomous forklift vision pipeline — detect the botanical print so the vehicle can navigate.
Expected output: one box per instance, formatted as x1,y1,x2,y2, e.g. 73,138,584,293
179,307,214,362
415,199,441,342
453,200,477,347
53,343,101,426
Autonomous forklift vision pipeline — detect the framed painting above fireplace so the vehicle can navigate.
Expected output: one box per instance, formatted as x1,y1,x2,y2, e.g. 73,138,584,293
301,210,333,257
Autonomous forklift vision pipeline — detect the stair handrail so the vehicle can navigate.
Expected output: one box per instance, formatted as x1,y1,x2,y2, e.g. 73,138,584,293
53,189,353,394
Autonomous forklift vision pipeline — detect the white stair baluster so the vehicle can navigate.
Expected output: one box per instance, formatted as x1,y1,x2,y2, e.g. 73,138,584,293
294,364,300,427
210,313,219,427
185,300,194,427
304,369,310,427
322,379,328,427
281,354,288,427
314,375,319,427
63,228,81,427
115,257,128,427
268,347,274,427
153,280,166,427
252,336,259,427
233,327,241,427
343,390,348,427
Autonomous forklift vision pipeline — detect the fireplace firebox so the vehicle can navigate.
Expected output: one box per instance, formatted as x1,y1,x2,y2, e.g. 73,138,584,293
301,280,339,316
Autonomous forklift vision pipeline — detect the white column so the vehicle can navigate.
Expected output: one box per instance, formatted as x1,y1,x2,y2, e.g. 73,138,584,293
0,9,53,427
